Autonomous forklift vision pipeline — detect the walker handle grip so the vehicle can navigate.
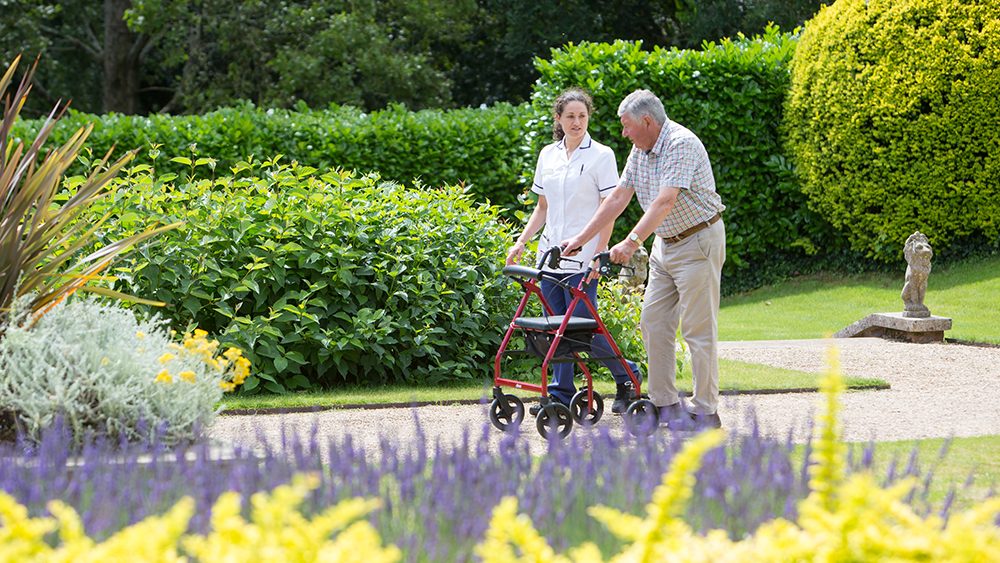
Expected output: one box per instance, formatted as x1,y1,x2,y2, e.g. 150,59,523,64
502,265,543,280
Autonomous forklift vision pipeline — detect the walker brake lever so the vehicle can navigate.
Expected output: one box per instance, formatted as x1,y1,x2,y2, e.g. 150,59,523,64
545,245,582,269
594,252,636,277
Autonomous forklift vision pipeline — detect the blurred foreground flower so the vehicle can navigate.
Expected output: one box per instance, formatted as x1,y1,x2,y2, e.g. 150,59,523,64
478,347,1000,561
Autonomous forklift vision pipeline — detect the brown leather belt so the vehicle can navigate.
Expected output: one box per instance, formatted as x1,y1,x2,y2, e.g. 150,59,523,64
659,213,721,244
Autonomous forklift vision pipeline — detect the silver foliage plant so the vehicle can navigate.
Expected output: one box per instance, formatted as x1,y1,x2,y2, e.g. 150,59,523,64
0,297,236,444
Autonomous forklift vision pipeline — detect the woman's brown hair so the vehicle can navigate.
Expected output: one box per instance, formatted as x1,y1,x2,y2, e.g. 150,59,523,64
552,88,594,141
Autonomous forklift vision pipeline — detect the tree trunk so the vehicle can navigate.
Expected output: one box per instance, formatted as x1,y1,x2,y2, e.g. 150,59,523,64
102,0,140,114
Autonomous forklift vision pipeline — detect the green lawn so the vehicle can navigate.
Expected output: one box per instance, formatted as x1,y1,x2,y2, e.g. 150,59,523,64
791,435,1000,512
720,254,1000,344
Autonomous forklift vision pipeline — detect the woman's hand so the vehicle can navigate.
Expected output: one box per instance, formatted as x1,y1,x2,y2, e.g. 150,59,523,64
506,242,526,265
585,257,603,284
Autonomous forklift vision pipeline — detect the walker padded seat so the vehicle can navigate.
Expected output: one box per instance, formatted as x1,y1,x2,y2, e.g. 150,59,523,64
513,315,598,332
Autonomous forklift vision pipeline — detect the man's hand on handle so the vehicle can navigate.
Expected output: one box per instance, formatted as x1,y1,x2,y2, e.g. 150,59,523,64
609,238,639,265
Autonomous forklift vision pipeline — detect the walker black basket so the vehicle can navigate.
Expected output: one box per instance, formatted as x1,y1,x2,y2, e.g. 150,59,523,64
524,329,594,359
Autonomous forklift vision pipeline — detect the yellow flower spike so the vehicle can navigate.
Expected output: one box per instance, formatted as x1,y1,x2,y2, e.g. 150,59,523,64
565,542,604,563
476,497,523,562
45,500,96,561
0,491,58,559
940,497,1000,560
85,497,194,562
475,496,569,563
219,381,236,392
182,492,257,560
155,369,173,384
193,329,208,339
46,500,88,546
184,473,397,562
808,346,847,513
319,521,402,562
223,347,243,361
178,370,196,383
586,507,644,541
627,428,726,562
135,330,146,340
157,352,175,364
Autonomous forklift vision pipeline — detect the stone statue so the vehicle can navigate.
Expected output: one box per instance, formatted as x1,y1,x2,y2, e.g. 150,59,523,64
618,244,649,289
901,231,933,318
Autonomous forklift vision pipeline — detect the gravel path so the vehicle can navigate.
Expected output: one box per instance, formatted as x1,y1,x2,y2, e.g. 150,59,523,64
208,338,1000,454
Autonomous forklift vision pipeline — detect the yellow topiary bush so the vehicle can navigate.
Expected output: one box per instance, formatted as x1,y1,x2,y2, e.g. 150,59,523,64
784,0,1000,262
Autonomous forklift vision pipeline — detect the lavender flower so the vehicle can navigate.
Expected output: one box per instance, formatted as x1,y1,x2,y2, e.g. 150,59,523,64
0,406,991,561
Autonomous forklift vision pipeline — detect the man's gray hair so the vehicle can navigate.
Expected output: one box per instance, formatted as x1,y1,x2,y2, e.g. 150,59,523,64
617,89,667,125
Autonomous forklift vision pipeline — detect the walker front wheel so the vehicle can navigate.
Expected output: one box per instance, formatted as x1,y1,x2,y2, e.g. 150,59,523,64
536,403,573,439
570,388,604,426
489,394,525,432
624,399,658,437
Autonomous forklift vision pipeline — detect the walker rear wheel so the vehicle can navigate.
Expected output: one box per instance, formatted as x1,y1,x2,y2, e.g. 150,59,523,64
570,388,604,426
489,394,525,432
536,403,573,439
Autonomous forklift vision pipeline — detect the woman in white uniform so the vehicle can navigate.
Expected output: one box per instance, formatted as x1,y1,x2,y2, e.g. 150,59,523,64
506,88,640,415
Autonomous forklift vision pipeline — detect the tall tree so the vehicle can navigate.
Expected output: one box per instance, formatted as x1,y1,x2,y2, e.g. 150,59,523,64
0,0,831,115
449,0,681,106
0,0,181,114
103,0,140,113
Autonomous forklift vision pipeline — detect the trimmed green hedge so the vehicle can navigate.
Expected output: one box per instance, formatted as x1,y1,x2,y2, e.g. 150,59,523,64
89,161,518,391
15,102,533,212
530,27,838,279
785,0,1000,262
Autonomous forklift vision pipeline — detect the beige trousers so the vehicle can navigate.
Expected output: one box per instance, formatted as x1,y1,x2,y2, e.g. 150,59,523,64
640,219,725,415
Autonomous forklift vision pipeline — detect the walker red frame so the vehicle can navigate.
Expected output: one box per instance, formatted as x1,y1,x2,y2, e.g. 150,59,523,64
492,254,643,412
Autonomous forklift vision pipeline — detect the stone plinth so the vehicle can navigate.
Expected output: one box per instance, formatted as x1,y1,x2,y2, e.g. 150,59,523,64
834,313,952,344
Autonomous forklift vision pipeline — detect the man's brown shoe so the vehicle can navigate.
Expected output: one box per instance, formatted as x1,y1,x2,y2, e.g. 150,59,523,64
667,412,722,431
654,402,687,424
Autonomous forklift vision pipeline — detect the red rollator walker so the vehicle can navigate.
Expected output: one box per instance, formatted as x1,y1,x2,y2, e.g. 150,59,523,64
490,246,658,438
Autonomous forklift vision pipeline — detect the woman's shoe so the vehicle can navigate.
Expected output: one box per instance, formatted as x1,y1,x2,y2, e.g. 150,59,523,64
611,381,638,414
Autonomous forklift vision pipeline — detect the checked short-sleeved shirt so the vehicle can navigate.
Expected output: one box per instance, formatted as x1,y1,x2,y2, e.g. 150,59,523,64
619,120,724,238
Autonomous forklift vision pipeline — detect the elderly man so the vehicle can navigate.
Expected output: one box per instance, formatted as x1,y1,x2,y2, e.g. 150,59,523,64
562,89,726,430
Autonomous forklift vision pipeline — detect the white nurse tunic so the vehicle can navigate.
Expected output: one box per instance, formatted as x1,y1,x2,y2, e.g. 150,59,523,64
531,133,619,273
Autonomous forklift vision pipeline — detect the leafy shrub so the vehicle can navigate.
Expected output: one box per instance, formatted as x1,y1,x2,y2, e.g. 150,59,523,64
0,57,176,331
0,297,247,444
785,0,1000,262
531,27,837,280
12,102,534,212
89,160,518,391
596,278,689,379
